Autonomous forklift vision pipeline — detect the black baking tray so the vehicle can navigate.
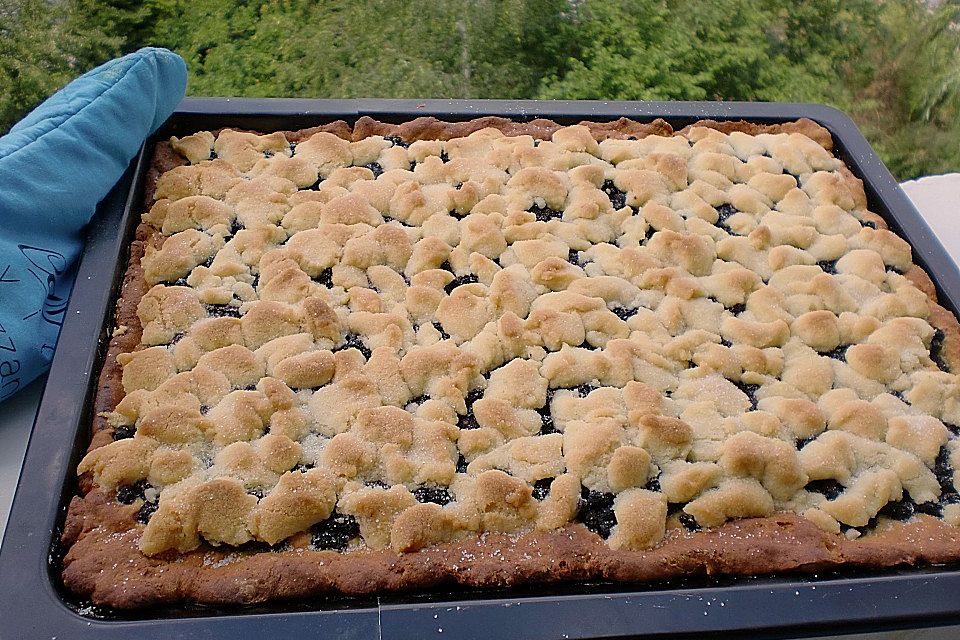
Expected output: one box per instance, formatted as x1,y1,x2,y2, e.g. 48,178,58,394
1,98,959,640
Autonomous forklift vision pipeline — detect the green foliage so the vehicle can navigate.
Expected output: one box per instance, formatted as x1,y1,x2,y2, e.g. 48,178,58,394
2,0,960,180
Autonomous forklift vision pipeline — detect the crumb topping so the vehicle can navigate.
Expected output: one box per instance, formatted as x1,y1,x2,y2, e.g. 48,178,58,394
80,121,960,558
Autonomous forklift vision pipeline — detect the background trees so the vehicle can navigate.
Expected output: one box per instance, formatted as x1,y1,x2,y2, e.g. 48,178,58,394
1,0,958,180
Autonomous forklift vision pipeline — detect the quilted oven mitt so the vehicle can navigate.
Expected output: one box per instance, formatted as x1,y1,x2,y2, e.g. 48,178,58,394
0,47,186,402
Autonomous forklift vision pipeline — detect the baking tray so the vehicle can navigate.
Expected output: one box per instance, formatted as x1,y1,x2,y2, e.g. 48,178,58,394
1,98,959,640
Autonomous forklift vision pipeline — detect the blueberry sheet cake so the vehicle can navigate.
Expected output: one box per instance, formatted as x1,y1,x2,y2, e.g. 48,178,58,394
61,115,960,608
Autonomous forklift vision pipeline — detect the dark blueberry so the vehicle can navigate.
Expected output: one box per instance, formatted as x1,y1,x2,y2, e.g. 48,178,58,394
440,151,450,163
364,162,384,178
643,225,657,243
532,478,555,501
577,488,617,538
611,305,639,321
432,321,450,340
457,387,484,430
728,303,746,316
210,150,219,160
529,203,563,222
413,486,453,505
892,389,910,404
293,463,315,473
715,203,739,235
568,248,581,266
206,304,242,318
201,254,215,268
930,328,950,372
862,220,877,229
366,480,390,489
914,500,944,517
678,513,701,531
644,476,661,492
334,333,372,360
820,345,848,361
136,500,158,524
805,479,845,500
573,383,595,398
796,437,815,450
313,268,334,287
385,135,409,149
250,272,260,289
601,179,628,211
885,264,905,275
456,453,469,473
247,487,265,500
116,479,150,505
533,139,542,148
720,338,733,348
310,512,360,552
170,331,186,346
733,380,760,410
933,445,959,502
112,424,136,441
817,260,838,275
877,499,915,521
444,273,479,294
172,276,189,287
667,502,684,516
537,388,558,435
229,219,244,235
241,384,257,391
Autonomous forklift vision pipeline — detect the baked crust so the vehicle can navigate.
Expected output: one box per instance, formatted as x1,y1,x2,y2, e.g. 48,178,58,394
61,115,960,608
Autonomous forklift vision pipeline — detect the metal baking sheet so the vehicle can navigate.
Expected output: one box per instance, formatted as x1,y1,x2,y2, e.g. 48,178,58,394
1,98,958,640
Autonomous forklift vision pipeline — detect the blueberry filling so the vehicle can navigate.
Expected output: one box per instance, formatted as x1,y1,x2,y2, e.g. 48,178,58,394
413,485,453,505
601,179,628,210
568,248,583,266
885,264,905,275
293,463,315,473
440,151,450,163
364,162,384,178
366,480,390,489
529,204,563,222
532,477,555,501
456,453,469,473
728,303,746,316
432,321,451,340
136,501,158,524
229,219,243,236
862,220,877,229
820,345,849,361
715,203,739,235
933,445,959,503
444,273,479,294
313,268,334,287
333,333,372,360
573,383,595,398
805,479,845,500
457,388,484,431
537,388,558,435
310,512,360,552
876,499,915,521
385,135,410,149
247,487,265,500
678,513,701,531
643,226,657,243
796,437,815,450
732,380,760,410
172,276,189,287
817,260,838,275
116,479,151,505
306,177,324,190
611,305,639,321
112,424,136,441
720,338,733,348
206,304,242,318
930,328,950,372
577,488,617,538
644,476,661,492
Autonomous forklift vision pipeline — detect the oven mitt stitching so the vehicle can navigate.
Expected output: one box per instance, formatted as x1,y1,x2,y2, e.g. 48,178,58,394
0,47,186,402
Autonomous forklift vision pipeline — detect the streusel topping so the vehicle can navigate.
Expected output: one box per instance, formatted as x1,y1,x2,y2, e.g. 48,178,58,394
79,122,960,557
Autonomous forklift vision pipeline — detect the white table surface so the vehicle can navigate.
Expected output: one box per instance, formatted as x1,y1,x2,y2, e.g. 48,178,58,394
2,176,959,637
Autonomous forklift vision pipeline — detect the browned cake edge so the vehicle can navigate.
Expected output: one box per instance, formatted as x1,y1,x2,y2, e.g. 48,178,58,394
61,115,960,609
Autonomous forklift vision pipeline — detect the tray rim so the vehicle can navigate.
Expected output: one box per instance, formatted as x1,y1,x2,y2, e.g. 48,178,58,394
2,98,959,640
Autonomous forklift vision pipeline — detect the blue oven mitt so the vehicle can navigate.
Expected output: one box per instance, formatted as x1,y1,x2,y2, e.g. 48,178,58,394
0,47,187,402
